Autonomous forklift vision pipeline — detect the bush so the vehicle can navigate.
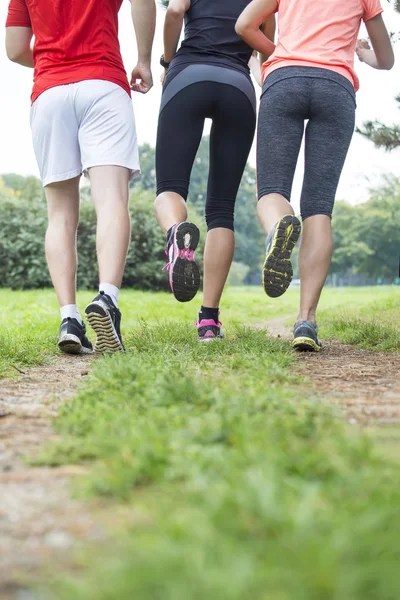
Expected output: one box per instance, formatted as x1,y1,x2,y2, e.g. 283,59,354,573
0,178,206,292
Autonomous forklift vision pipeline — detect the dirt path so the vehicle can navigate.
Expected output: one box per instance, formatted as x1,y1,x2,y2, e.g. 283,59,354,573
1,319,400,597
259,317,400,425
0,355,102,600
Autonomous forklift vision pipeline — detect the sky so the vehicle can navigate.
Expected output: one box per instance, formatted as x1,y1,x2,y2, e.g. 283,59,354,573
1,1,400,215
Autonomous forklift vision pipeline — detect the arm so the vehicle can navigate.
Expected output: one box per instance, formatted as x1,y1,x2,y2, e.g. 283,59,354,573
260,15,276,64
235,0,277,58
5,26,33,67
163,0,190,63
356,14,394,70
130,0,157,94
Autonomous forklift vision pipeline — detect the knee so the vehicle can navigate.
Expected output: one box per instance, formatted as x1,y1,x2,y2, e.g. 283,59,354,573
301,204,334,221
47,211,78,233
205,197,235,231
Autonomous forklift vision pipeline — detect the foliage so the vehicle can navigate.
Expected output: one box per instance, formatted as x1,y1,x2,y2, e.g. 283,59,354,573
1,154,399,290
0,175,179,292
330,176,400,279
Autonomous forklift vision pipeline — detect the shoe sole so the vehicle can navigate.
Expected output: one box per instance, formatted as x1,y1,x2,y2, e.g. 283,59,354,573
171,222,200,303
58,334,93,355
263,215,301,298
293,336,322,352
85,302,124,353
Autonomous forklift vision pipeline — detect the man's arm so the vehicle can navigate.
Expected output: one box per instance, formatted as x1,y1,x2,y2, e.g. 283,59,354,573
130,0,157,94
6,26,33,67
5,0,33,67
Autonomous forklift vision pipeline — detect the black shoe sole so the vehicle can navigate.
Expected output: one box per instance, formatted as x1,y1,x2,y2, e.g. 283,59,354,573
172,222,200,303
58,334,93,355
85,302,124,353
263,215,301,298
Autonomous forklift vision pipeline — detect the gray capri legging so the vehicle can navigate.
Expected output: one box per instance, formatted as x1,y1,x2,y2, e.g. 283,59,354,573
257,67,356,220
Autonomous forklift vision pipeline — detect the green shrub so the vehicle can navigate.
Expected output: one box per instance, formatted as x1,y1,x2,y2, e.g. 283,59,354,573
0,179,206,292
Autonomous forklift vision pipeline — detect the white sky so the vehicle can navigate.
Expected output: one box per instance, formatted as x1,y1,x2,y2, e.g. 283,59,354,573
1,2,400,214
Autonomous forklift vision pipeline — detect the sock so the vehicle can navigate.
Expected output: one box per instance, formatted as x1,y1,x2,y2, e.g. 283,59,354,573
60,304,82,325
99,282,119,308
167,226,175,245
199,306,219,324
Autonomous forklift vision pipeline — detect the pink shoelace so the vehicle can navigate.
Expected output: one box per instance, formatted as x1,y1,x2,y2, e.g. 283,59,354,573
163,248,195,271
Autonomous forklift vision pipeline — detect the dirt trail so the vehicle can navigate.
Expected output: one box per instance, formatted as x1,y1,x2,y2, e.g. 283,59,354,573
1,319,400,597
260,317,400,425
0,355,102,600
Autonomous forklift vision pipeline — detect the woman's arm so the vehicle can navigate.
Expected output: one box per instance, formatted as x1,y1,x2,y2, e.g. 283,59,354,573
356,14,394,70
164,0,190,63
259,14,276,64
236,0,277,58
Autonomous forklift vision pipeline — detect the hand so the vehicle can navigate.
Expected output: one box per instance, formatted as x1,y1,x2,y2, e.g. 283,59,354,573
160,68,168,86
130,63,153,94
356,38,371,62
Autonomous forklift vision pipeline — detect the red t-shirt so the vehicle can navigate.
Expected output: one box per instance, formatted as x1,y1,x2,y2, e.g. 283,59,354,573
6,0,131,103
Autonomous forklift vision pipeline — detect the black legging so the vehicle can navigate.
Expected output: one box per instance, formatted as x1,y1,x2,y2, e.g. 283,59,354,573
156,64,256,231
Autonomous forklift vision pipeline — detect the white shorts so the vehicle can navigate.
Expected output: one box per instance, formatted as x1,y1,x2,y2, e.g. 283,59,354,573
30,80,140,187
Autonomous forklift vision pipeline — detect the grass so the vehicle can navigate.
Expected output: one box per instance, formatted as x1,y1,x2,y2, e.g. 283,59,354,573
318,288,400,351
17,286,397,600
0,286,398,377
0,286,399,596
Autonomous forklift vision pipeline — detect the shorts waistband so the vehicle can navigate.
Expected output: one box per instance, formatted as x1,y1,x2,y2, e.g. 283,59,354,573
262,66,356,104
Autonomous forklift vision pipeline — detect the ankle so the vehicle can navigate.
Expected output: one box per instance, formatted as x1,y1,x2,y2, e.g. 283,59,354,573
60,304,82,324
99,282,120,308
297,311,317,324
199,305,219,323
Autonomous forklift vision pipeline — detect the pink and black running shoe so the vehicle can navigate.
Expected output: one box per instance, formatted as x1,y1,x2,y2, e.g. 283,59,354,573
196,317,224,342
164,222,200,302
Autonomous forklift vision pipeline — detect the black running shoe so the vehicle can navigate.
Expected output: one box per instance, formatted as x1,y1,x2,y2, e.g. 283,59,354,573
58,318,93,355
293,320,322,352
85,291,125,353
164,222,200,302
263,215,301,298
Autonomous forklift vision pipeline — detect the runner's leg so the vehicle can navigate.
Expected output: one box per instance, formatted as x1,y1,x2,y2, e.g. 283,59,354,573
298,79,355,322
155,83,206,231
202,84,256,309
45,177,80,307
30,85,83,311
89,166,131,288
77,80,139,290
256,79,306,233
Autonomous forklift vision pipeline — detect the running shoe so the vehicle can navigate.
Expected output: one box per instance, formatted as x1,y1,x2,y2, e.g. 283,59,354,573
85,291,125,353
292,320,322,352
263,215,301,298
58,318,93,355
197,317,224,342
164,222,200,302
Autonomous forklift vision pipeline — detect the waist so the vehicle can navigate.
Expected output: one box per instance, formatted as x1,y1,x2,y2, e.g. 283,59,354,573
31,63,130,103
171,52,250,76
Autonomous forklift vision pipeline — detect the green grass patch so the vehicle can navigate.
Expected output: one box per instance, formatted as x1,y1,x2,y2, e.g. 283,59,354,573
318,288,400,350
321,317,400,351
35,318,400,599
